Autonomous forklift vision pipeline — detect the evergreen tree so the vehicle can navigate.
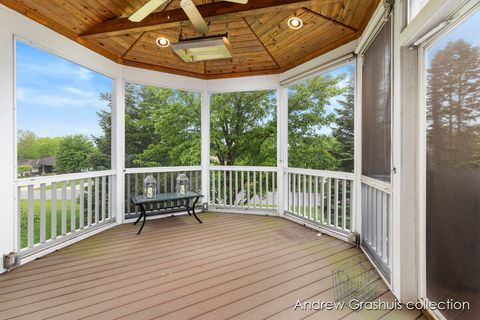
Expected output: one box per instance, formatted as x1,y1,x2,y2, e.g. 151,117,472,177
427,39,480,168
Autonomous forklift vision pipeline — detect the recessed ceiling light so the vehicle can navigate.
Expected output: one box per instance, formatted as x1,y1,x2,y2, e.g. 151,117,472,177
156,37,170,48
288,17,303,30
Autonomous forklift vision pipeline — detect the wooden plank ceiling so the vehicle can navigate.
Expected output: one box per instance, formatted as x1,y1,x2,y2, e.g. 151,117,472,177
0,0,380,79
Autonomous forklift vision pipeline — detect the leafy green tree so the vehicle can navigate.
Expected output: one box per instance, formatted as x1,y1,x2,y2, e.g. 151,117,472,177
288,72,348,171
17,130,62,161
210,90,277,166
55,135,95,173
17,165,32,176
90,93,112,170
332,76,355,172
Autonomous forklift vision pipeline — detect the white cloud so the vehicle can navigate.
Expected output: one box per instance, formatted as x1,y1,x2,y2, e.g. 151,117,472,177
17,87,104,109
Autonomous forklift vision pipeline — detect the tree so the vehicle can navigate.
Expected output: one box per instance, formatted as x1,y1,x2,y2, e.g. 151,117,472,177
210,90,277,166
288,72,348,171
93,72,354,172
427,40,480,168
55,135,95,173
90,93,112,170
332,76,355,172
17,130,62,161
17,165,32,176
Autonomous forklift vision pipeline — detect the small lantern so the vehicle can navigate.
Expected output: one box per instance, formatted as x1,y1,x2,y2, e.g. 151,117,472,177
143,175,157,198
176,174,190,195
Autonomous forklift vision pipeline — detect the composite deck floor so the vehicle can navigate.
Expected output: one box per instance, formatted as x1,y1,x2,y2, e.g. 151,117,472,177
0,213,423,320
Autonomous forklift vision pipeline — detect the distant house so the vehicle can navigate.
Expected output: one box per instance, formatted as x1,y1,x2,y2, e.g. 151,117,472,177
18,156,55,176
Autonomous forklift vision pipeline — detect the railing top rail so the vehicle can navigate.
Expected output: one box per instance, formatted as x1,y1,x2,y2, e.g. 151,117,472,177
285,167,355,180
361,175,392,193
124,166,202,174
210,165,277,172
15,170,116,187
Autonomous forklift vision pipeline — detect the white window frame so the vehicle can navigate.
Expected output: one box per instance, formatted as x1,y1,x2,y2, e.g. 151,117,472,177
417,2,480,319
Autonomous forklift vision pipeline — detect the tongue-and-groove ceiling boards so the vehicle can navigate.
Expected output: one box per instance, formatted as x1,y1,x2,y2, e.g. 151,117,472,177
1,0,379,79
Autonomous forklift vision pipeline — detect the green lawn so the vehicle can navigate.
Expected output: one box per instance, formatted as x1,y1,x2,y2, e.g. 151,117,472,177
19,198,91,249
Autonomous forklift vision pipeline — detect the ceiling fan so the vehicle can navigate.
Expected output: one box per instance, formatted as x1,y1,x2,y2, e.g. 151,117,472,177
129,0,248,33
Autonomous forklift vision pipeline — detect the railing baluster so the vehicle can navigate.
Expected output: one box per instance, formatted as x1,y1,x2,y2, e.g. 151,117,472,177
383,192,388,260
247,171,250,209
314,177,318,222
235,171,238,206
71,180,76,232
253,171,256,208
266,171,269,209
223,170,227,208
102,176,106,221
108,175,112,219
342,179,347,229
229,170,232,207
95,177,100,224
241,171,244,209
334,178,339,228
127,174,131,215
320,177,325,223
259,171,263,209
293,174,297,214
327,178,332,225
51,182,57,239
309,175,312,220
302,175,306,218
27,185,34,247
40,183,46,243
87,178,92,226
211,170,215,205
272,171,276,209
61,181,67,235
218,170,221,207
79,179,84,228
375,191,385,254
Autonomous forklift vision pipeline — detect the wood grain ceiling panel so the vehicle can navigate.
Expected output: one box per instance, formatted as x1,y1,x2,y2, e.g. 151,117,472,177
0,0,380,78
91,33,143,57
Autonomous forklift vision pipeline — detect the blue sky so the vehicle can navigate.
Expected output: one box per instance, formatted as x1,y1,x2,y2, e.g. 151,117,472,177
427,10,480,67
16,41,112,138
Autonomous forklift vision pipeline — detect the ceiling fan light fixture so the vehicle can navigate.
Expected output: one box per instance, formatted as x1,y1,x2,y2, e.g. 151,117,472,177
288,17,303,30
156,37,170,47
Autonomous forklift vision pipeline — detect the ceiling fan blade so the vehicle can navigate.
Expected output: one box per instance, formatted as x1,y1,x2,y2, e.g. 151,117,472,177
221,0,248,3
129,0,169,22
180,0,209,34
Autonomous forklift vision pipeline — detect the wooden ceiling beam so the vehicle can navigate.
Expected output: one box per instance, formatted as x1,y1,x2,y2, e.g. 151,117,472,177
80,0,338,39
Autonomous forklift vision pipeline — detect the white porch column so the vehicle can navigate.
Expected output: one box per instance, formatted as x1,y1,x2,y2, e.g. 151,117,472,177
353,55,363,235
201,88,210,206
277,86,288,216
0,30,15,273
113,66,125,223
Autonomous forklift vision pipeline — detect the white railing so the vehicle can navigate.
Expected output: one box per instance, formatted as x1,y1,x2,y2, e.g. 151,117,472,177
124,166,202,218
284,168,355,236
15,170,116,256
361,176,392,280
209,166,278,212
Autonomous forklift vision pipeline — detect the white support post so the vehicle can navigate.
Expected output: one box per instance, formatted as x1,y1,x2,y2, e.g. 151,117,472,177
391,1,403,299
113,66,125,224
201,88,210,207
353,55,363,235
0,30,15,273
277,86,289,216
